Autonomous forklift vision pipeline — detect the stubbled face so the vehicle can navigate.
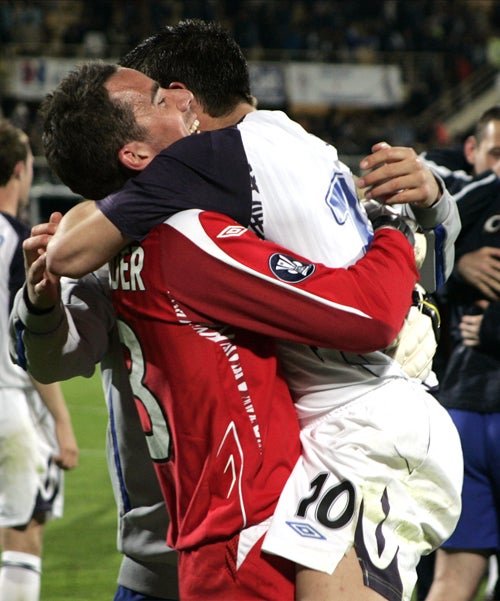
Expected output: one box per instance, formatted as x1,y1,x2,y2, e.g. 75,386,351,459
105,67,199,154
471,120,500,176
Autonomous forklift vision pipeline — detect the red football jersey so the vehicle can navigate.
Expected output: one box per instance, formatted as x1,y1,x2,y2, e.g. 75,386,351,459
110,210,417,551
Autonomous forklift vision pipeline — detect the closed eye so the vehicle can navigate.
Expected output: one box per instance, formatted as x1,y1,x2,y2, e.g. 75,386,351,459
151,81,164,106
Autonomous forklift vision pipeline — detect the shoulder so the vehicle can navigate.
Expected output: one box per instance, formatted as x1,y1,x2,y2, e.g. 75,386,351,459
421,147,473,193
158,127,245,163
239,110,339,161
0,212,29,241
135,127,249,188
421,147,470,172
0,213,29,271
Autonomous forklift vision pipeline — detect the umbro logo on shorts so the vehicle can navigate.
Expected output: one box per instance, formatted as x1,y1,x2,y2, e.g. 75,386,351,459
269,254,315,283
285,520,326,540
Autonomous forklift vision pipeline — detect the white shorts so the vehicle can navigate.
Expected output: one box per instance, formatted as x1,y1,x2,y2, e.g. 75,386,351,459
262,378,463,601
0,387,63,527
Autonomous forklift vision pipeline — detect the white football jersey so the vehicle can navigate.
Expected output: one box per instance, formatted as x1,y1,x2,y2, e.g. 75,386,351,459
239,111,406,420
98,109,460,422
0,212,31,390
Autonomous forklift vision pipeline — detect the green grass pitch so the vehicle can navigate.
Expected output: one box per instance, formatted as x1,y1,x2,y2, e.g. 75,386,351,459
40,373,491,601
41,371,122,601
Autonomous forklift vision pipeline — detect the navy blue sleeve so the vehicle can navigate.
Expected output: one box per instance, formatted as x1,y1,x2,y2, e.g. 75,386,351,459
97,127,253,241
6,215,29,312
422,147,470,173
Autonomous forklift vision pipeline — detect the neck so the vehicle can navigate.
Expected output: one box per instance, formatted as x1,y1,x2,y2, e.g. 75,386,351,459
201,102,256,131
0,182,20,217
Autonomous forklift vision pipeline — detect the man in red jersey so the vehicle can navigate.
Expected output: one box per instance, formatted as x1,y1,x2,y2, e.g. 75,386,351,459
35,22,461,600
107,207,420,600
24,201,419,601
35,58,462,601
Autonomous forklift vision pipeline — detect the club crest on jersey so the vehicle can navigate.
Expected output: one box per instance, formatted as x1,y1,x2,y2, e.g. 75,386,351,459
269,253,315,282
217,225,247,238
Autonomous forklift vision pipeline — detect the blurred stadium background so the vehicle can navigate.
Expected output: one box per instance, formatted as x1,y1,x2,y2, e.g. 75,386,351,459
3,0,500,220
1,1,497,598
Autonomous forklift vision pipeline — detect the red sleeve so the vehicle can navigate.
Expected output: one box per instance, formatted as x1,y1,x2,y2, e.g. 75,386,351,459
158,210,419,353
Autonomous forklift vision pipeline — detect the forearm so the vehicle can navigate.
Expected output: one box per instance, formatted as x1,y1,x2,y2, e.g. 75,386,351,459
9,276,112,382
404,185,461,291
30,378,71,423
30,377,79,470
46,200,130,278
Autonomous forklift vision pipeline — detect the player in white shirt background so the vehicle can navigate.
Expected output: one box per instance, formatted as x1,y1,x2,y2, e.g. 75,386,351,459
0,118,78,601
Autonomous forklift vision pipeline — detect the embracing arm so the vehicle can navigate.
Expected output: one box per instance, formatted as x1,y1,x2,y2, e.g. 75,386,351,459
45,200,130,278
153,210,419,352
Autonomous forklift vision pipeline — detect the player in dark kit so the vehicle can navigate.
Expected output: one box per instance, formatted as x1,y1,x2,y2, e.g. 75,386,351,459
421,107,500,601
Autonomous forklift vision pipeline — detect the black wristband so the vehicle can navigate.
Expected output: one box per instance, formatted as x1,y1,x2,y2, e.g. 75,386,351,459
372,214,415,247
23,285,55,315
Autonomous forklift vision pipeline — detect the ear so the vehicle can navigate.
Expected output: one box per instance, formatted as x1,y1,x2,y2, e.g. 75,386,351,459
118,141,155,171
170,81,204,119
463,135,477,167
12,159,24,180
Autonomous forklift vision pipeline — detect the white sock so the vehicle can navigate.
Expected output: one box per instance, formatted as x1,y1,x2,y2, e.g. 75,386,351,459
485,555,499,598
0,550,41,601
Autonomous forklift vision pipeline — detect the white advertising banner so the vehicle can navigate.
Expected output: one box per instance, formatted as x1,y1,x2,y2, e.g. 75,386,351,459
5,57,404,108
285,62,404,108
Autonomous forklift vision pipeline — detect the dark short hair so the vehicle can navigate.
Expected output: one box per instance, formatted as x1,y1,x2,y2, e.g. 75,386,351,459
474,105,500,143
40,61,147,199
120,19,253,118
0,119,29,186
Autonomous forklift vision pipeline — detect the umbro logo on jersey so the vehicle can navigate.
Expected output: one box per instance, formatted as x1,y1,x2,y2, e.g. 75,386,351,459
269,253,315,282
217,225,247,238
285,521,326,540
